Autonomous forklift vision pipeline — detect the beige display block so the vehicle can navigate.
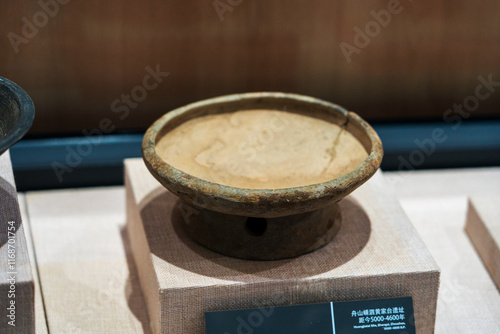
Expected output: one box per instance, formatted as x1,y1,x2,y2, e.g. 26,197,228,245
25,186,151,334
388,168,500,333
125,158,440,334
18,195,48,334
466,196,500,290
0,151,34,333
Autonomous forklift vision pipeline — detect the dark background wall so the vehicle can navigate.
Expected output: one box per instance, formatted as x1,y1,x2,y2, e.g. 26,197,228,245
1,0,499,136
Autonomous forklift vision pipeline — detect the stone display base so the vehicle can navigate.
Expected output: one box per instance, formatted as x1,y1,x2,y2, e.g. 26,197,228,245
466,196,500,290
0,151,34,333
125,158,440,334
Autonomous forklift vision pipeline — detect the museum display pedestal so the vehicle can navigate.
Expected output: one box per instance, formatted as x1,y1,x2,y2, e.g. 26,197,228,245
0,151,34,333
125,158,440,334
466,196,500,290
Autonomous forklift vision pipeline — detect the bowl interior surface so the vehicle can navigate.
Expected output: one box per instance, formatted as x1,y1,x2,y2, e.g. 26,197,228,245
156,109,368,189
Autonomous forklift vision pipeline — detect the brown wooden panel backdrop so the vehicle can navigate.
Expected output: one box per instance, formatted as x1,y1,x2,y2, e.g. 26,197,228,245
1,0,499,135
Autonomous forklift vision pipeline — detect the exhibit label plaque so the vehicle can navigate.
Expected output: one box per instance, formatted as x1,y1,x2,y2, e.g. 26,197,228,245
205,296,415,334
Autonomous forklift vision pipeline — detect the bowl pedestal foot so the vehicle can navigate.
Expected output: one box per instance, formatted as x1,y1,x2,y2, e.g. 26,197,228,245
177,201,342,261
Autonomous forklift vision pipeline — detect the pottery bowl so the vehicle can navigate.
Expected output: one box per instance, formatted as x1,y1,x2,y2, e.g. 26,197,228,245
0,77,35,156
142,92,383,260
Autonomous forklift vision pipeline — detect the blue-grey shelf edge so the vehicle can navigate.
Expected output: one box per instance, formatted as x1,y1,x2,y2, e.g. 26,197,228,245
9,121,500,191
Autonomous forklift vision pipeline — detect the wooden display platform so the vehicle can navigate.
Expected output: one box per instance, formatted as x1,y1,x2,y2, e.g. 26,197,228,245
0,151,34,333
466,196,500,290
125,158,440,334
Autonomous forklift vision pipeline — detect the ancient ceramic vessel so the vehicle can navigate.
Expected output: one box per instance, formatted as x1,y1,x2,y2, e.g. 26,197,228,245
0,77,35,156
143,92,383,260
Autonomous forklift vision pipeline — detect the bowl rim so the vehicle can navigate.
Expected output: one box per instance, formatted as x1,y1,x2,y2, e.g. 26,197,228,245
142,92,383,217
0,76,35,156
